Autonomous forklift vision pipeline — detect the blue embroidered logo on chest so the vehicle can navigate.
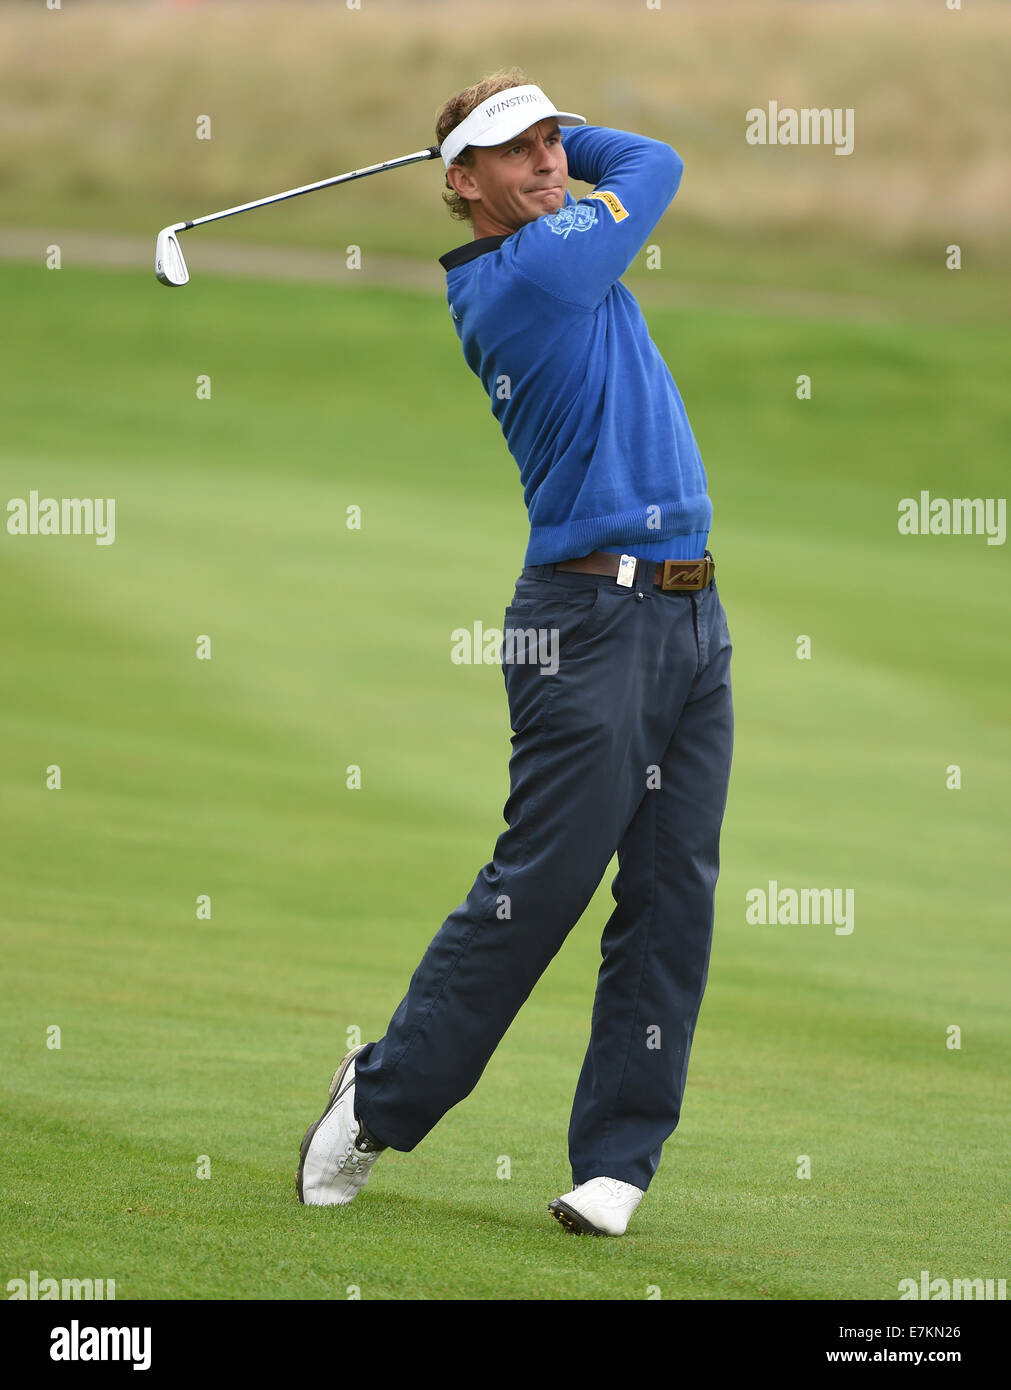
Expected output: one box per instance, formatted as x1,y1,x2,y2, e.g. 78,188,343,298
544,203,598,238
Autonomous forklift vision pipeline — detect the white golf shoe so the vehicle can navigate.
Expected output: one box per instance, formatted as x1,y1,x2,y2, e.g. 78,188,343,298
548,1176,645,1236
296,1043,387,1206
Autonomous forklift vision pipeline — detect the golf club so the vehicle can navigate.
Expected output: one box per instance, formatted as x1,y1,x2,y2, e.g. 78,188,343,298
155,144,442,286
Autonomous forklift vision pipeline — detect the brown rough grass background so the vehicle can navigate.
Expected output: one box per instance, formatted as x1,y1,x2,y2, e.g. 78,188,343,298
1,0,1008,263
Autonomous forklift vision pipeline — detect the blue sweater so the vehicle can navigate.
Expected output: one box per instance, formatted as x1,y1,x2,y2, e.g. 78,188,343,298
438,124,712,566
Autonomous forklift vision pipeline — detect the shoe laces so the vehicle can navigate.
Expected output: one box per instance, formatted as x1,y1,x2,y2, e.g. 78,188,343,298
599,1177,634,1200
336,1130,383,1175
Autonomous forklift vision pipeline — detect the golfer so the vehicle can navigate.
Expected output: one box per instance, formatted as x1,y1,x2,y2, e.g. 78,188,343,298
297,70,734,1237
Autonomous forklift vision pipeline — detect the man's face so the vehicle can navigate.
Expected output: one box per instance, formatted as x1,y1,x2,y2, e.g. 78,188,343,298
448,118,568,236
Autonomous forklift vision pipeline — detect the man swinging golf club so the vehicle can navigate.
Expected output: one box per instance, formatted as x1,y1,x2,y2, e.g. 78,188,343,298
297,69,734,1237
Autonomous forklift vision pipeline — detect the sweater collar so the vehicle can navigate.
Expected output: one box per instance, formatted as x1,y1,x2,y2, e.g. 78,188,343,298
438,193,577,270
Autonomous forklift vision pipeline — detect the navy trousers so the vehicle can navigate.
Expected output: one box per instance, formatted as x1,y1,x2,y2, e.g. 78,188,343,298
353,555,734,1191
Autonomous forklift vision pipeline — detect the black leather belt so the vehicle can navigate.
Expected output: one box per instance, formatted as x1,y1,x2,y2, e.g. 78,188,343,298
554,550,714,591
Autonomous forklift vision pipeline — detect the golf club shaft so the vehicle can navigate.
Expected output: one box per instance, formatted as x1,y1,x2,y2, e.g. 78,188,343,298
176,146,441,234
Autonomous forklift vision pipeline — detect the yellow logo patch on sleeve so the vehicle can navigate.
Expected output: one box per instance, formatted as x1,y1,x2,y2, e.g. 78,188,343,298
587,190,629,223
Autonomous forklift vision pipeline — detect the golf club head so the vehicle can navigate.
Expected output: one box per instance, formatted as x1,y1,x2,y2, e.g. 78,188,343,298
155,225,189,286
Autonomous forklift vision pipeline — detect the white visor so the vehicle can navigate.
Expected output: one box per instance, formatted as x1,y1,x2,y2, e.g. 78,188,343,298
440,84,585,169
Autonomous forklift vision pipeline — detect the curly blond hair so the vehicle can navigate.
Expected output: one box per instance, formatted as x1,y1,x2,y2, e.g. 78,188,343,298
434,68,534,222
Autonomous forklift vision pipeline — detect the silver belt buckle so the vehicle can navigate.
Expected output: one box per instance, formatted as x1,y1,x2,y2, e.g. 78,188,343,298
616,554,637,588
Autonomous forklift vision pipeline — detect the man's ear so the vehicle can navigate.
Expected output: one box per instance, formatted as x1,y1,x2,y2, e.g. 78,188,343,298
446,161,480,206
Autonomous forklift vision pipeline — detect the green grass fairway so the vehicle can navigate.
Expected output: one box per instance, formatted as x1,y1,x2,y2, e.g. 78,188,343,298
1,261,1008,1300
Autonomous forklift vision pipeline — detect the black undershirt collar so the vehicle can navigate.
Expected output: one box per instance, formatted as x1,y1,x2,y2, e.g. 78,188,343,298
439,234,510,271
